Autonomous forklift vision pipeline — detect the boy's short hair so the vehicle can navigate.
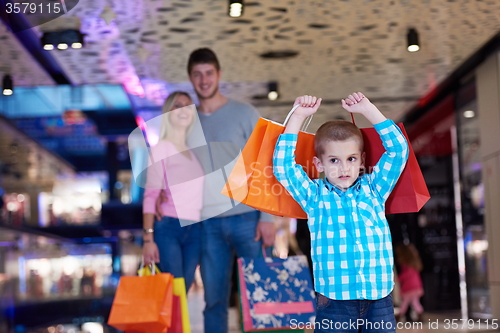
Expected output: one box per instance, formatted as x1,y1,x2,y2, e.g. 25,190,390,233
314,120,364,156
188,48,221,74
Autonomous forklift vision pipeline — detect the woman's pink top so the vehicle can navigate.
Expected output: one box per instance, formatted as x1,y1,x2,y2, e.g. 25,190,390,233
398,264,424,295
142,140,204,222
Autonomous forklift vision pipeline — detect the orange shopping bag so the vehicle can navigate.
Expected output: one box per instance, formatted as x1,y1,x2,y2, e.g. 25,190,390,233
107,272,174,332
221,108,318,219
138,268,191,333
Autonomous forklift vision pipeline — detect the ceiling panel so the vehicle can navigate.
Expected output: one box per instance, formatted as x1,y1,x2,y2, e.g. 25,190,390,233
0,20,55,86
2,0,500,126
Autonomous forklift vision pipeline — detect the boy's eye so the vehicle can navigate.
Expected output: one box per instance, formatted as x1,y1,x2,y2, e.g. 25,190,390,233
348,157,357,162
330,158,338,163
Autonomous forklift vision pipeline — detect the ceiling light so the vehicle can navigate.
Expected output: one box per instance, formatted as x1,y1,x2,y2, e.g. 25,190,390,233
42,30,85,51
268,82,278,100
464,110,475,118
407,28,420,52
41,31,58,50
2,75,13,96
229,0,243,17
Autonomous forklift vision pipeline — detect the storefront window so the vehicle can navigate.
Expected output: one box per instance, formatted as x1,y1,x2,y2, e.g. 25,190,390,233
38,176,104,226
0,229,114,303
456,90,491,318
1,192,30,226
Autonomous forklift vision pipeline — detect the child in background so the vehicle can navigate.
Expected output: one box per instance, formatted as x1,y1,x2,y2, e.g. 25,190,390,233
273,93,409,332
395,243,424,322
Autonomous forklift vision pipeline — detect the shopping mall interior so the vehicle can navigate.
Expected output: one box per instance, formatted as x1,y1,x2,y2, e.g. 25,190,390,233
1,0,500,332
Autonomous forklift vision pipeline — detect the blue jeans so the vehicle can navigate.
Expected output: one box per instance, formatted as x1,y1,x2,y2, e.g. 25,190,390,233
153,216,201,291
314,293,396,333
200,211,262,333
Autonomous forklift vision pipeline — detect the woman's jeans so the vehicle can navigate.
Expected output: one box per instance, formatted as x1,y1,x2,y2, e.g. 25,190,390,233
314,293,396,332
153,216,201,291
200,211,263,333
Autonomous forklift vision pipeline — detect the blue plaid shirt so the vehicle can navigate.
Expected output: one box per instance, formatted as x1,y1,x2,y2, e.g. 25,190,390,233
273,119,409,300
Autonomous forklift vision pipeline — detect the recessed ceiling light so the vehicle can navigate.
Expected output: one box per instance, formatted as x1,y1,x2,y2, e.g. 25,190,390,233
268,91,278,100
407,28,420,52
229,1,243,17
464,110,475,118
2,75,13,96
268,81,278,100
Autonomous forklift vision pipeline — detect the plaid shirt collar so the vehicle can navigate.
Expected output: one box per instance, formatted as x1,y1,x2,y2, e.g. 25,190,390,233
323,176,362,194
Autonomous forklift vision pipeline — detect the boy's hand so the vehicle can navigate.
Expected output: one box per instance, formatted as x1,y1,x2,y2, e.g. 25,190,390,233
293,95,322,119
284,95,322,134
341,92,374,114
342,92,387,125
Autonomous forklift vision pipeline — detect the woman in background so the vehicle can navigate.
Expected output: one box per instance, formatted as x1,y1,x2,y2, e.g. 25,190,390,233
395,242,425,322
142,91,204,291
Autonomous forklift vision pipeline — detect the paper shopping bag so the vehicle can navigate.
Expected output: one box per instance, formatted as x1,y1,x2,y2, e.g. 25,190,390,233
237,255,315,331
166,295,183,333
237,290,306,333
142,276,190,333
360,123,430,213
108,273,174,332
221,118,318,219
171,278,191,333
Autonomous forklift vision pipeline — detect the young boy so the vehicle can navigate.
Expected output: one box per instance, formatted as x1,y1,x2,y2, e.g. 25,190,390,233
273,92,409,332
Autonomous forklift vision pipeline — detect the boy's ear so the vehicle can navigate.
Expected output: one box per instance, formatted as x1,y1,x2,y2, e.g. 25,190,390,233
313,156,324,173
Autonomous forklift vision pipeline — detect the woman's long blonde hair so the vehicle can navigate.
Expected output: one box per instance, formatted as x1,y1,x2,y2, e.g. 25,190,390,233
159,91,194,141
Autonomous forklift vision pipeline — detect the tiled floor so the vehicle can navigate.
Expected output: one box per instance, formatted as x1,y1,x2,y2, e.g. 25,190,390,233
187,286,497,333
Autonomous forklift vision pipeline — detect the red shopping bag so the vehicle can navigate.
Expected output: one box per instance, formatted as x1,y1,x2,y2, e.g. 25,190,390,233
166,295,183,333
361,123,430,213
222,116,429,217
108,273,174,332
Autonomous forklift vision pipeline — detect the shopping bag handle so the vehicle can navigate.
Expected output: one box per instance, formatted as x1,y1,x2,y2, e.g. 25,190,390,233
283,104,313,132
350,113,356,125
259,245,275,259
138,261,159,276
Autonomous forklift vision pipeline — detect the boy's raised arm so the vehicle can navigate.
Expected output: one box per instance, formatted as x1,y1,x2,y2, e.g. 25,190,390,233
342,92,409,201
273,95,322,213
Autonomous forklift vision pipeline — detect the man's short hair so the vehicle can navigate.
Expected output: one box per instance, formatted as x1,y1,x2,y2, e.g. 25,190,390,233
188,48,221,74
314,120,364,156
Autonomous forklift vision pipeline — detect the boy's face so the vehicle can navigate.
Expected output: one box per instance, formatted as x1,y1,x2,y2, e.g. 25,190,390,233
313,139,365,190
